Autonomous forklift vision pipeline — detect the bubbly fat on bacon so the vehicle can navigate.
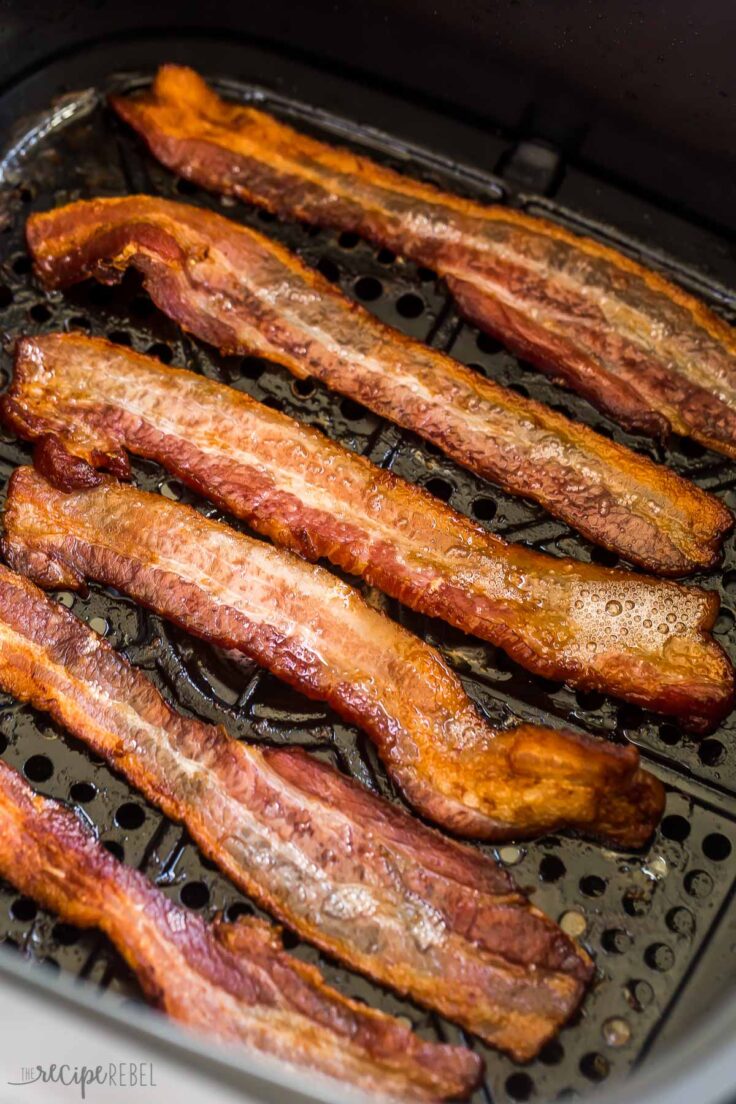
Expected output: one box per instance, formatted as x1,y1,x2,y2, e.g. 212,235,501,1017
0,759,483,1099
0,564,592,1058
112,64,736,458
25,196,732,578
2,464,664,847
5,333,733,733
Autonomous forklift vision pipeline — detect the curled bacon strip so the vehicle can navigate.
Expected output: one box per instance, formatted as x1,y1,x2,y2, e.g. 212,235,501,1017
2,465,664,847
0,563,592,1057
0,756,483,1099
5,333,733,732
113,65,736,457
25,195,732,576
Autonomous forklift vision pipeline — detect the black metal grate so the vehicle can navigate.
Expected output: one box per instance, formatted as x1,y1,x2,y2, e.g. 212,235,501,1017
0,64,735,1104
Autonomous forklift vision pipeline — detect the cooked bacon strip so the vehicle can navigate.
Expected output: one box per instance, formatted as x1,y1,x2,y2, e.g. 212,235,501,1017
0,563,592,1057
113,65,736,457
5,333,733,733
0,758,483,1099
25,197,732,577
2,464,664,847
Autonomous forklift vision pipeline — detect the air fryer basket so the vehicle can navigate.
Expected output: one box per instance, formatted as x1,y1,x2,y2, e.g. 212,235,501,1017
1,33,736,1104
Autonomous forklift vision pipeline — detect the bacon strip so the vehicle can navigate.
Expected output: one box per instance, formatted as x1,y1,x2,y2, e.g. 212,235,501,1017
5,332,733,733
0,758,483,1099
0,563,592,1057
112,65,736,458
25,196,732,577
2,464,664,847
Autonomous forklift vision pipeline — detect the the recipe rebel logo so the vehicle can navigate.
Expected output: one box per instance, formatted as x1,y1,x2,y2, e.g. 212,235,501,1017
8,1062,157,1098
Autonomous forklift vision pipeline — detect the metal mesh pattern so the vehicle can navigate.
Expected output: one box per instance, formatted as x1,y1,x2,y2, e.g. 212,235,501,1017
0,73,735,1103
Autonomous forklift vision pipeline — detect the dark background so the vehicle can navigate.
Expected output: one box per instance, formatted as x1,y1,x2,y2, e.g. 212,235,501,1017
0,0,734,233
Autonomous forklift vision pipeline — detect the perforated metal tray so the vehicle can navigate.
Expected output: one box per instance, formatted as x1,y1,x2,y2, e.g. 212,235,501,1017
1,46,736,1104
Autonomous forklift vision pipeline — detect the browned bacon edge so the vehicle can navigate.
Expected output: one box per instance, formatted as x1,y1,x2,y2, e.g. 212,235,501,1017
0,561,592,1058
2,462,665,849
5,333,733,733
112,65,736,459
0,755,483,1100
24,195,733,578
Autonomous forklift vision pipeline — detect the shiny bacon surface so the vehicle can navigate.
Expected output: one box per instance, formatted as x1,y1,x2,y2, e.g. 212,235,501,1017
113,65,736,457
25,195,732,576
2,465,664,846
0,756,482,1099
0,563,592,1057
5,332,733,732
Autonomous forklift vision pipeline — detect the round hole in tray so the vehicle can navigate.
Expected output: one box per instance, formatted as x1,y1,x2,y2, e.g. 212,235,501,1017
180,881,210,909
660,814,691,843
147,342,174,364
293,377,316,398
539,855,566,882
505,1072,534,1101
103,840,125,862
340,397,368,421
338,231,359,249
625,978,654,1012
107,329,132,346
52,922,80,946
644,942,674,971
475,331,501,355
353,276,382,302
115,802,145,830
472,496,497,521
424,477,453,502
23,754,53,783
666,906,695,937
225,902,254,923
29,302,51,323
622,888,651,917
11,897,37,923
70,781,96,804
685,869,713,898
601,928,632,954
580,874,606,897
377,248,395,265
702,832,732,861
699,738,725,766
579,1052,610,1082
539,1039,564,1066
395,292,424,318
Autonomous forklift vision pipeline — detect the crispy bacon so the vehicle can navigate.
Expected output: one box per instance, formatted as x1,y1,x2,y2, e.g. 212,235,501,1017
0,563,592,1057
0,757,483,1099
112,65,736,457
5,332,733,732
2,465,665,847
25,196,732,577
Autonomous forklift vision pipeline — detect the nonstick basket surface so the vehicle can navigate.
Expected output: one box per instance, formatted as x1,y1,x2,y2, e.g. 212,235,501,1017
1,51,736,1104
